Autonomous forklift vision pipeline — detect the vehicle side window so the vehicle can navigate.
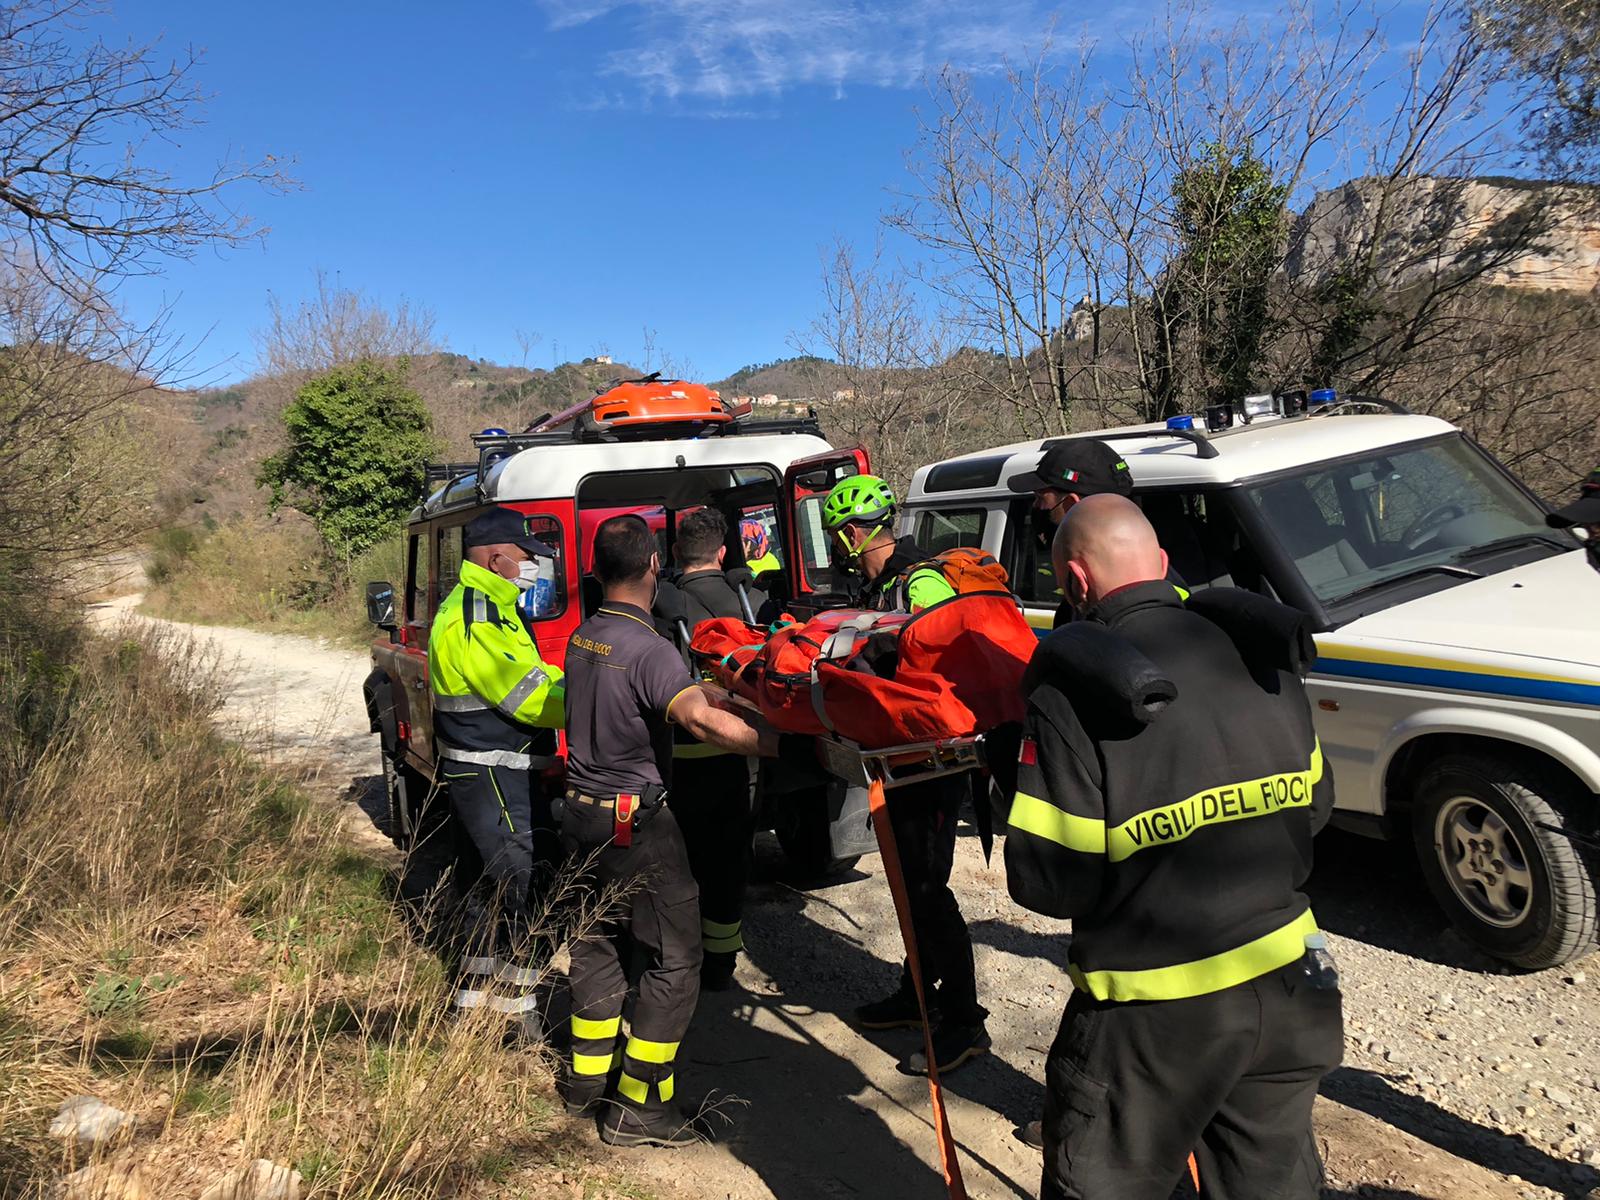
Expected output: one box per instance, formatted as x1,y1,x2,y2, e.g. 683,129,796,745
795,495,832,578
913,508,985,554
436,523,464,617
406,532,428,628
1135,489,1265,595
523,513,569,621
1006,499,1060,605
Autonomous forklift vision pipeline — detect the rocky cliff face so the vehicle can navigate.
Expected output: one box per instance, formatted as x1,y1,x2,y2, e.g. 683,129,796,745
1285,176,1600,294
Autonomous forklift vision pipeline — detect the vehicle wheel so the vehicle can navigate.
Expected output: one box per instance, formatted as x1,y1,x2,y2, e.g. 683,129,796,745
383,753,434,849
773,786,860,880
1412,753,1598,969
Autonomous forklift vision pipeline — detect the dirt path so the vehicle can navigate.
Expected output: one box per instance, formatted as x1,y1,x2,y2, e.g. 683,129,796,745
89,598,1588,1200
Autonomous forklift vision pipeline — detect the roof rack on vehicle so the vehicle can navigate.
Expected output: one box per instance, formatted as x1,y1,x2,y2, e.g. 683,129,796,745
419,410,832,505
1047,427,1222,460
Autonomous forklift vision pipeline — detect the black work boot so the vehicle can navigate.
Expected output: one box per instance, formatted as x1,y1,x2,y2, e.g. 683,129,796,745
561,1076,608,1118
852,982,934,1031
598,1103,705,1149
905,1021,991,1075
1019,1119,1044,1150
700,951,737,992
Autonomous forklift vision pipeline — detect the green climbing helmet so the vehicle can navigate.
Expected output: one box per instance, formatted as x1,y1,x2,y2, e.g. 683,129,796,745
821,474,897,531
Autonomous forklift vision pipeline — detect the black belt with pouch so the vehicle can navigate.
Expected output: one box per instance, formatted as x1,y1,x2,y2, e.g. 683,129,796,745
565,784,667,847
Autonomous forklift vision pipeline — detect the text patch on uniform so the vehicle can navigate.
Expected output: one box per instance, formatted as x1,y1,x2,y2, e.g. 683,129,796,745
1107,741,1323,862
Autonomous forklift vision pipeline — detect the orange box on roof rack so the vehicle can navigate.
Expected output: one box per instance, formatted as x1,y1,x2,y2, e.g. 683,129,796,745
591,379,734,427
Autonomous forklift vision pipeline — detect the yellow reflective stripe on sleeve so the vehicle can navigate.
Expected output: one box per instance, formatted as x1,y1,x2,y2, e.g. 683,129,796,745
572,1051,617,1077
659,1073,675,1102
703,918,743,953
1105,741,1324,863
571,1014,621,1041
673,741,732,759
1007,791,1107,854
1069,909,1319,1002
623,1036,680,1065
617,1072,649,1104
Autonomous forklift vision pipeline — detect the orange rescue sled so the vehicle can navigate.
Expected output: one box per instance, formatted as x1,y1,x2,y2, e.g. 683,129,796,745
690,592,1036,749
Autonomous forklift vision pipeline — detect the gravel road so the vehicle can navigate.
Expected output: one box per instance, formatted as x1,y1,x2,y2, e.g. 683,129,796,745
90,595,1600,1199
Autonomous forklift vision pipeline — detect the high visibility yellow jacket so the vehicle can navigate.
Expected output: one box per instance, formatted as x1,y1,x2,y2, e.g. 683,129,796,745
746,550,782,577
429,560,565,768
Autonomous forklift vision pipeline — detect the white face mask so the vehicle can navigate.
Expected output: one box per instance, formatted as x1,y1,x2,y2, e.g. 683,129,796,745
513,559,540,591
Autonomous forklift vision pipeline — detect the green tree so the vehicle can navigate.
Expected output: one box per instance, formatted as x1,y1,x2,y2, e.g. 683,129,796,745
1153,141,1290,417
258,360,438,564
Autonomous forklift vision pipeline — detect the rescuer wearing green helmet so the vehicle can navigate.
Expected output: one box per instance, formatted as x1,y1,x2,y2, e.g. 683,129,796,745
820,474,956,612
819,474,990,1075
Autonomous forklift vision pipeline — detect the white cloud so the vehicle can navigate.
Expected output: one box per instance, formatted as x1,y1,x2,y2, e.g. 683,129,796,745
536,0,1091,107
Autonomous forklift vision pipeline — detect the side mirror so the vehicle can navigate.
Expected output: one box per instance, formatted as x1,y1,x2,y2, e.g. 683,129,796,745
366,581,397,630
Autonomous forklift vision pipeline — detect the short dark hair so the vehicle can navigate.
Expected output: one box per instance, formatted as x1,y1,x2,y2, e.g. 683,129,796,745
592,514,657,585
676,508,727,567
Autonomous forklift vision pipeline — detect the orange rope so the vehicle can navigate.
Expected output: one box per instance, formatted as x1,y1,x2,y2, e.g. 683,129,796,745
866,778,969,1199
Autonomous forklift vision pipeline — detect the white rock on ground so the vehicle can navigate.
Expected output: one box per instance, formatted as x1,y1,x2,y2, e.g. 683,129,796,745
58,1163,149,1200
48,1097,133,1149
198,1160,303,1200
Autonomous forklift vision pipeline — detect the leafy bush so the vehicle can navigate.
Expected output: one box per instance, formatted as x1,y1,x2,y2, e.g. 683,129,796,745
258,359,438,566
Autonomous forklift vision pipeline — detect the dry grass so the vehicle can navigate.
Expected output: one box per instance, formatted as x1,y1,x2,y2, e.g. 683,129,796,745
0,616,658,1200
143,521,404,647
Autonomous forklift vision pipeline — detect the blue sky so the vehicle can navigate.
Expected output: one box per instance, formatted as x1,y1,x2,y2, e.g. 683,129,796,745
96,1,1484,387
100,1,1105,386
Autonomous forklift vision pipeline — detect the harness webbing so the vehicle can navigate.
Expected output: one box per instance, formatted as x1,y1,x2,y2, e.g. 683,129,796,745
866,778,968,1199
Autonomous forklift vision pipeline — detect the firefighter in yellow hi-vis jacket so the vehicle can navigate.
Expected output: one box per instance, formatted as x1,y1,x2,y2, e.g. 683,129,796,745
429,507,565,1028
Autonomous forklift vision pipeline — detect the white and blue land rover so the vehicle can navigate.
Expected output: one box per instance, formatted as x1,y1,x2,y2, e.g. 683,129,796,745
903,398,1599,969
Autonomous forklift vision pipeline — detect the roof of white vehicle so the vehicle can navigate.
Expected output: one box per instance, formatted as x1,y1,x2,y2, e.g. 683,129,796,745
906,411,1460,501
420,430,835,516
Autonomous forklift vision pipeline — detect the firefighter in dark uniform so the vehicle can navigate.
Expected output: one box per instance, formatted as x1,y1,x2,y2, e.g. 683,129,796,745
1009,438,1158,629
427,507,566,1025
1007,494,1343,1200
660,507,763,990
819,474,991,1075
561,514,777,1148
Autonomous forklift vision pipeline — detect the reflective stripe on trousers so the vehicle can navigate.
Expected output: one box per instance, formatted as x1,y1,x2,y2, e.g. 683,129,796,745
571,1013,623,1077
618,1035,680,1106
703,917,742,954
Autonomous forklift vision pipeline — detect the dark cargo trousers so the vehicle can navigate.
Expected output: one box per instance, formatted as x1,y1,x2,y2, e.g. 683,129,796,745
562,795,702,1122
442,760,560,1006
670,754,754,965
1041,955,1344,1200
888,771,985,1026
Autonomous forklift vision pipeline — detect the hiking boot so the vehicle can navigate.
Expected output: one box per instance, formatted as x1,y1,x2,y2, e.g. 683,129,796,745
852,985,933,1031
1019,1119,1044,1150
598,1104,707,1149
905,1022,991,1075
700,951,737,993
562,1078,607,1118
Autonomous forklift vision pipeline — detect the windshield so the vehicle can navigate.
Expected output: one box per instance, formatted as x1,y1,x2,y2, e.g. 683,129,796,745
1243,436,1562,606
